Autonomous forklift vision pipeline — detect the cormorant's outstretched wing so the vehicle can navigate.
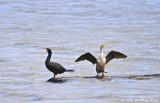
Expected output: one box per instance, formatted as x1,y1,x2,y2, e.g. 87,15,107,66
105,51,127,64
75,52,97,64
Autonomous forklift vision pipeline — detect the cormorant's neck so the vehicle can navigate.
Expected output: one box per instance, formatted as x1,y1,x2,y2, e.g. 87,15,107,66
100,48,104,55
46,52,52,62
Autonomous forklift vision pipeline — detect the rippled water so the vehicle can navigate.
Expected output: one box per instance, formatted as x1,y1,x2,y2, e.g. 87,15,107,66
0,0,160,103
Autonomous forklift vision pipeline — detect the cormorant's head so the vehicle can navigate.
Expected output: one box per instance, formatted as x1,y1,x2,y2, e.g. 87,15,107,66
101,45,104,48
45,48,52,54
100,45,104,52
100,45,104,49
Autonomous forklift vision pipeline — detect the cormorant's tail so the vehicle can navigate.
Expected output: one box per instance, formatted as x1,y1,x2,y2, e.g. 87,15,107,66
66,69,74,72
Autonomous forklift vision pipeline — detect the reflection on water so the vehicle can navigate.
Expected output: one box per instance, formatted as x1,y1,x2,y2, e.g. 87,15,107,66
0,0,160,102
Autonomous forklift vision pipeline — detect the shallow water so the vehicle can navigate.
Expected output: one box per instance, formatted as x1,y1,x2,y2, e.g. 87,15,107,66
0,0,160,103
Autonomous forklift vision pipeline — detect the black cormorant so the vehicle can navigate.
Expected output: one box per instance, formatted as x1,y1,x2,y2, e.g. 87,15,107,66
45,48,74,79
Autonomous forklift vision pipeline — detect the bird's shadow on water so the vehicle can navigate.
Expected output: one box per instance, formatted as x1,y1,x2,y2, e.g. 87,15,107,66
46,78,67,83
46,74,160,83
83,76,112,81
84,74,160,80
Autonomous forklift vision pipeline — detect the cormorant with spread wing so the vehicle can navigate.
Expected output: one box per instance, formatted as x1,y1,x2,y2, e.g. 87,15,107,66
75,45,127,76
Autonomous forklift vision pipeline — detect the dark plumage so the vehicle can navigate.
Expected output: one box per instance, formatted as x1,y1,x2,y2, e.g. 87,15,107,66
105,51,127,64
75,52,97,64
45,48,73,79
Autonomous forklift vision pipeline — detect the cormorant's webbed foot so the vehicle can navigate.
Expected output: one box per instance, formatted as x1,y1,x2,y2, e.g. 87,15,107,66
101,72,104,77
96,73,99,77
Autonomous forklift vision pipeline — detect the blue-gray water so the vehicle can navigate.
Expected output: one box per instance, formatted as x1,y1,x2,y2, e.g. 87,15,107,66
0,0,160,103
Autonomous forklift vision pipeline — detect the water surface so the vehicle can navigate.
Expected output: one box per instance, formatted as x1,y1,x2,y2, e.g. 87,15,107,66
0,0,160,103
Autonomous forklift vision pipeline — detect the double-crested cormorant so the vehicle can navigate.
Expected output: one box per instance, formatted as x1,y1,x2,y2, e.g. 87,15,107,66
75,45,127,76
45,48,74,79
